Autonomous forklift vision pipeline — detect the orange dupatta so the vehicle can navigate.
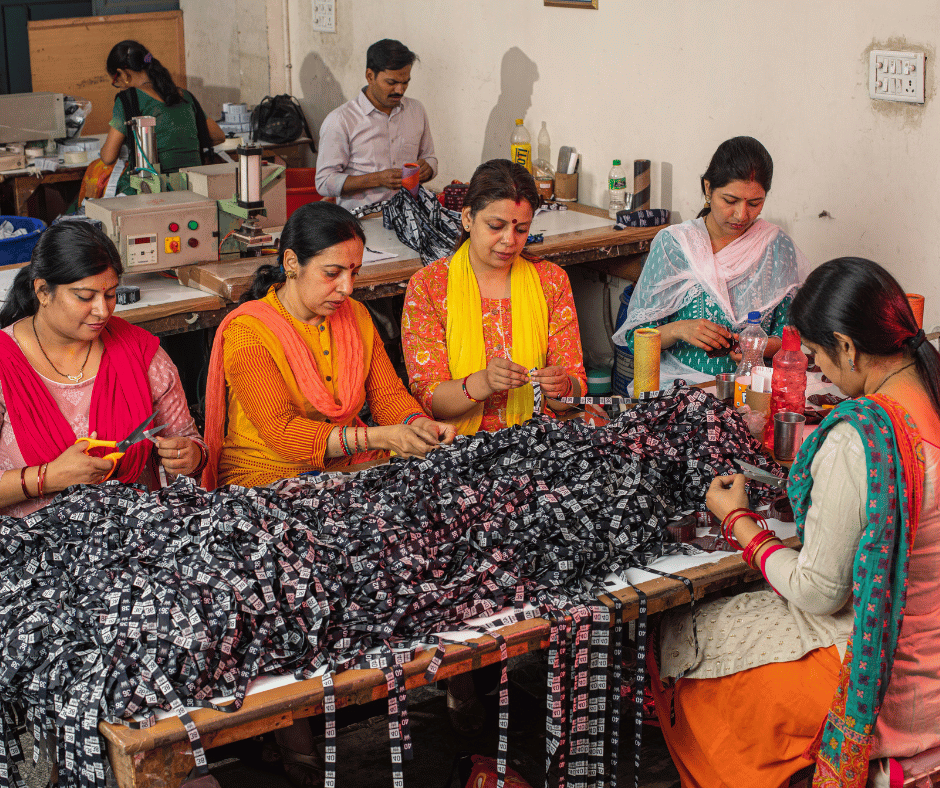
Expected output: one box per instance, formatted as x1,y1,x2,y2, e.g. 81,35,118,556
202,289,364,490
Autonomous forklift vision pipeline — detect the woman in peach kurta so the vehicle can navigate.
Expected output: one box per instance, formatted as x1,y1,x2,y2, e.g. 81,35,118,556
402,159,586,436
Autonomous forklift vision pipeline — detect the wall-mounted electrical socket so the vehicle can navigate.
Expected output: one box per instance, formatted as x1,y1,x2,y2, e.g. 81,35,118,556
313,0,335,33
870,50,925,104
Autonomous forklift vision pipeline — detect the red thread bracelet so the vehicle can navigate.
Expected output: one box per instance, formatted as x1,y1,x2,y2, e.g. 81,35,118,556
461,375,484,403
759,543,788,577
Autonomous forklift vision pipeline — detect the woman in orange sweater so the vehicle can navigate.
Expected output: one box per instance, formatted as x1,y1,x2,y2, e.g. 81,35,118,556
203,201,456,491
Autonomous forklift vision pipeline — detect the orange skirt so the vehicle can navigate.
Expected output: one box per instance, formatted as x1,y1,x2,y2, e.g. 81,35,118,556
648,644,842,788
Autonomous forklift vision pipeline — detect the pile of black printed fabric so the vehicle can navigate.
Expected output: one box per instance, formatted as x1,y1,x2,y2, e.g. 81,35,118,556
0,383,779,788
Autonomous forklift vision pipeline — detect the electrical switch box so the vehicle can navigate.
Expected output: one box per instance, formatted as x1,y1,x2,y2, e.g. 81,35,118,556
85,191,218,273
870,50,925,104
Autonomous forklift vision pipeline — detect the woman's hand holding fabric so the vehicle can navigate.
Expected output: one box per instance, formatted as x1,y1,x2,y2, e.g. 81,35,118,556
669,319,734,352
530,365,571,399
47,439,115,491
706,474,749,523
374,422,450,458
153,436,201,477
482,358,530,394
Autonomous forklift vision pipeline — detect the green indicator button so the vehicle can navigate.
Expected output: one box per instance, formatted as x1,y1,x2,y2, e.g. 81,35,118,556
188,220,199,230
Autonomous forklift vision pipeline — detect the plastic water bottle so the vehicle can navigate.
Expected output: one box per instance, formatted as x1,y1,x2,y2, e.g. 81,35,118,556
511,119,532,173
537,122,551,164
733,311,768,407
765,325,808,451
608,159,627,219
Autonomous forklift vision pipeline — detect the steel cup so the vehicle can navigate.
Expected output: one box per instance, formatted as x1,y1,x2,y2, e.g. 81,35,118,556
715,372,735,401
774,411,806,462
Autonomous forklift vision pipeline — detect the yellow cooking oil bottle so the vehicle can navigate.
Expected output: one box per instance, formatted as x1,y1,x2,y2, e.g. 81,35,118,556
510,119,532,173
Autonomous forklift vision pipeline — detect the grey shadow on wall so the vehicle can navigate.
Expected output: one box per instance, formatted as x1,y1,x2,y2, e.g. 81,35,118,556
298,51,346,161
184,78,242,121
481,48,539,165
661,162,680,222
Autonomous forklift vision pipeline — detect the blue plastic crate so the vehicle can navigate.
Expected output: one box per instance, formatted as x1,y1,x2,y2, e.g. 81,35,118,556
0,216,46,268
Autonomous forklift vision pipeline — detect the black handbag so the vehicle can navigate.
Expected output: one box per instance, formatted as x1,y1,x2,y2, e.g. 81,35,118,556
250,94,316,152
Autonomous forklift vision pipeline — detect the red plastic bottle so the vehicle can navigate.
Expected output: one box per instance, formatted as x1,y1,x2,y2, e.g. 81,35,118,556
765,325,807,453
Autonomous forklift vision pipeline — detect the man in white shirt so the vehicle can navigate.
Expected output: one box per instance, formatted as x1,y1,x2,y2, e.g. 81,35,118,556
316,39,438,211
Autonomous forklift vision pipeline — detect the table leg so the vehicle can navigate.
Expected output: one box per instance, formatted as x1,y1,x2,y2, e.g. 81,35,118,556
13,177,40,218
107,738,196,788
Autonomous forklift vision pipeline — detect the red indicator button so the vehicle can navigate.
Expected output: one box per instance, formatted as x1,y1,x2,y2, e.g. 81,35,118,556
168,222,179,232
188,238,199,248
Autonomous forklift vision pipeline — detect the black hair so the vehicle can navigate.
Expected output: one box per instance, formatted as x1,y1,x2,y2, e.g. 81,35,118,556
790,256,940,415
697,136,773,219
366,39,418,74
242,202,367,303
0,222,123,328
107,40,182,107
453,159,540,253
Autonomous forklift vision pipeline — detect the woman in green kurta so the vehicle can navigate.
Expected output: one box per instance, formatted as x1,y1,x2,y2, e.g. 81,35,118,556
99,40,225,195
612,136,808,383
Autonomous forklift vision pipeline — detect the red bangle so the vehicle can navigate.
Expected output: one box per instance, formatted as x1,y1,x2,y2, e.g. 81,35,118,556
724,510,769,553
20,467,35,500
363,427,370,451
562,376,573,397
461,375,485,403
37,463,48,498
719,507,750,533
742,529,778,569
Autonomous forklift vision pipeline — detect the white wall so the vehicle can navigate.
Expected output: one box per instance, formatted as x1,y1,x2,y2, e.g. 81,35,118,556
182,0,940,362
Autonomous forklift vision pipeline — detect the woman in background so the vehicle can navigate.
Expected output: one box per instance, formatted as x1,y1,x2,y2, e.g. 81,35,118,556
613,136,807,383
402,158,586,436
0,222,206,517
99,40,224,195
652,257,940,787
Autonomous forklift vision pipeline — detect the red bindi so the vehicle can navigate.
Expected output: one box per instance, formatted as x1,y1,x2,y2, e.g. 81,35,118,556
512,219,518,224
515,198,522,205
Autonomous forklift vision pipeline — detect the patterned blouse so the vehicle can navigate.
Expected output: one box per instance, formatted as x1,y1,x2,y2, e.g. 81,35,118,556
624,290,793,375
402,256,587,432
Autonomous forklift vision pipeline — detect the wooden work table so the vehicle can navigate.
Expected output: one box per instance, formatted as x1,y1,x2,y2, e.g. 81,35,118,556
99,540,789,788
178,203,663,303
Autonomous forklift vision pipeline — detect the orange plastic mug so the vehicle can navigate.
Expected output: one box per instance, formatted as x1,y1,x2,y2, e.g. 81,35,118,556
402,163,420,196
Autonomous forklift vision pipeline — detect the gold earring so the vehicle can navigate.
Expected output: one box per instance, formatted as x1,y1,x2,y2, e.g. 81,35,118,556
286,269,297,280
704,195,711,206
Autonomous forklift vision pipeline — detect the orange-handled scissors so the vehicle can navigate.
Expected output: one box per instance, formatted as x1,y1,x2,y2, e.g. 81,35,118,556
75,409,168,480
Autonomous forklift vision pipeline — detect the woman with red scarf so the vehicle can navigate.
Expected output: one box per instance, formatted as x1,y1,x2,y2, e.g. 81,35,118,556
0,222,206,516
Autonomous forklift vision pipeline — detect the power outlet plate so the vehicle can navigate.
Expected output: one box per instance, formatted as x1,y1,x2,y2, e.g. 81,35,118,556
869,50,925,103
312,0,335,33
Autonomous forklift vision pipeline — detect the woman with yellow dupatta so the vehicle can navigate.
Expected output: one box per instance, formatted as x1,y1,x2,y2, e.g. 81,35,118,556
402,159,587,436
203,201,456,492
650,258,940,788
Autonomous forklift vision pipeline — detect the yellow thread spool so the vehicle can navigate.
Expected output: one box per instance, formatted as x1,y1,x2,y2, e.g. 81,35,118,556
633,327,661,395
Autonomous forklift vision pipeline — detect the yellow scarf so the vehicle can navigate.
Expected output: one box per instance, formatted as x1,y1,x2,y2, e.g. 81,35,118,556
445,241,548,435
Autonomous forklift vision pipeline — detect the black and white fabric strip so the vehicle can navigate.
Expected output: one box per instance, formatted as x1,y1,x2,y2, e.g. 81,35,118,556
0,383,779,788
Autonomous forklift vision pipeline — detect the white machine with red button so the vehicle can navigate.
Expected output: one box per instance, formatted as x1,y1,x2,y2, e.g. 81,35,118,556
84,191,218,273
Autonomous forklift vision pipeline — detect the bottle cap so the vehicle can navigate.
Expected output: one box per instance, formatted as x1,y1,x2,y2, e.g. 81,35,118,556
515,118,523,125
613,159,621,166
747,311,761,323
781,324,802,351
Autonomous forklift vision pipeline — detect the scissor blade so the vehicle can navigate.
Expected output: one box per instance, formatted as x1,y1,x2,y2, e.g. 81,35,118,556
735,460,788,489
115,410,159,451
